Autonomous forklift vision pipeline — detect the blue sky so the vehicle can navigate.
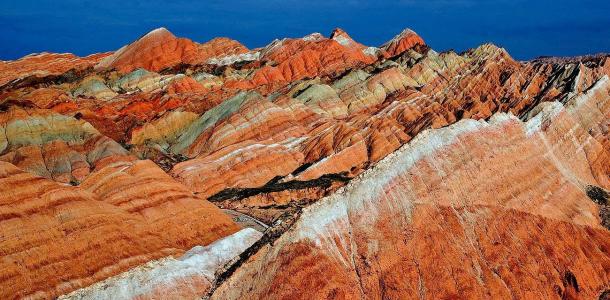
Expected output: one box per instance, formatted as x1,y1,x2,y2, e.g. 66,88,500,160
1,0,609,60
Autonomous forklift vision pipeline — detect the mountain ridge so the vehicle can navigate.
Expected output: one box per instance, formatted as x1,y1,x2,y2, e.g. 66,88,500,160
0,26,609,299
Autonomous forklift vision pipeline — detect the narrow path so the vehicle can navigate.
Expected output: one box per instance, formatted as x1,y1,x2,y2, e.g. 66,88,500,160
222,209,269,232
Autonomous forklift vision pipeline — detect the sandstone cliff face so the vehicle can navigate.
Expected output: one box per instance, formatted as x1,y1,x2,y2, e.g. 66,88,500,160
1,26,609,299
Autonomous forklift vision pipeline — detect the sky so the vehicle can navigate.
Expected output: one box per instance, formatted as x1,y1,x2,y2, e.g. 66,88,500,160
1,0,609,61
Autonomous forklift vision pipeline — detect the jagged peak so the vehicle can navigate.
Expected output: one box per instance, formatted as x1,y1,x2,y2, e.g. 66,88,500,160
382,28,421,47
330,28,356,47
330,28,349,39
466,43,512,60
380,28,425,57
259,38,288,59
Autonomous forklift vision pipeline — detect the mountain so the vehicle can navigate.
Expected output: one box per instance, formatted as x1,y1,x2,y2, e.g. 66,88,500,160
380,28,426,57
95,27,249,73
0,27,609,299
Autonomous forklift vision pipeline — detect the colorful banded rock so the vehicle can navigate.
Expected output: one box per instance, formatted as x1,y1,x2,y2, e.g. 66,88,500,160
0,25,609,300
0,160,240,299
209,78,610,299
0,107,130,183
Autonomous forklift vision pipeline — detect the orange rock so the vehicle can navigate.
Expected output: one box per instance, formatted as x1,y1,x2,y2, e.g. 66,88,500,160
209,87,610,299
95,28,249,73
0,52,109,86
95,28,199,73
59,228,262,300
0,160,239,299
0,107,132,182
21,87,72,109
330,28,367,51
166,75,206,94
184,37,249,65
249,32,376,93
380,28,426,58
1,27,610,299
294,140,368,181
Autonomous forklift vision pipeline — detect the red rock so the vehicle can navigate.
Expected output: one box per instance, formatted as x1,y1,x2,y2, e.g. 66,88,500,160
171,96,310,197
59,228,262,300
330,28,366,51
19,87,72,109
184,37,249,65
209,83,610,299
0,160,239,299
248,32,377,93
0,52,109,87
95,28,249,73
166,75,206,94
1,27,610,300
0,107,132,183
294,140,368,181
380,28,426,58
95,28,199,73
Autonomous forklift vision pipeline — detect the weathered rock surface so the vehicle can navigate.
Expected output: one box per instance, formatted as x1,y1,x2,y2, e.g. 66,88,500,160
209,77,610,299
1,26,609,299
0,107,131,183
380,28,426,58
95,28,248,73
0,159,240,299
59,228,262,300
0,52,109,87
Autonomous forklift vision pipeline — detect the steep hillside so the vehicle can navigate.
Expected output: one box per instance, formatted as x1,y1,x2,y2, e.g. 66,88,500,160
0,27,608,299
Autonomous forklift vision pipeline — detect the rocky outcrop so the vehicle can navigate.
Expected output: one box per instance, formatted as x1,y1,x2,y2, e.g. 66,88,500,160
226,29,383,94
188,37,250,66
0,102,245,300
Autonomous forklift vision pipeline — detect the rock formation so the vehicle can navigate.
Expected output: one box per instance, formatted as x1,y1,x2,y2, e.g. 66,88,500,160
209,76,610,299
95,28,248,73
59,228,262,300
0,26,608,299
0,159,241,299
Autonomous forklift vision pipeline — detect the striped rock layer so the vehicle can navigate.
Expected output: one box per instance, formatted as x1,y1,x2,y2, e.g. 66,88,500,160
0,26,609,299
210,76,610,300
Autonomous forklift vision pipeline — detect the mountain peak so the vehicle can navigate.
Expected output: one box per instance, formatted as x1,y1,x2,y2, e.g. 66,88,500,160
330,28,358,48
140,27,174,40
381,27,425,57
95,27,193,73
330,28,348,38
395,28,417,39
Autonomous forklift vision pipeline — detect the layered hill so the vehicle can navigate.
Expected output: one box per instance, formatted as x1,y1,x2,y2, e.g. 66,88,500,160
0,27,609,299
